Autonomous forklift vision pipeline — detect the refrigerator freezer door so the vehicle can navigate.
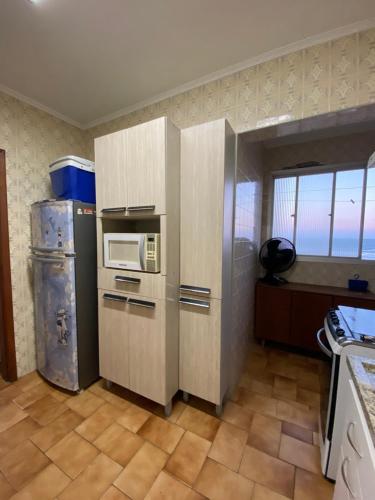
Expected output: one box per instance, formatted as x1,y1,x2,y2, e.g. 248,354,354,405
32,254,79,391
31,200,75,253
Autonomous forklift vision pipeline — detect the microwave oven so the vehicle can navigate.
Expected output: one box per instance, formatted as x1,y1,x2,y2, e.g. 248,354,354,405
103,233,160,273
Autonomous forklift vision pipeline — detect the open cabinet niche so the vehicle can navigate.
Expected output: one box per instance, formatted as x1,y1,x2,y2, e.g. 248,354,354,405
96,216,164,272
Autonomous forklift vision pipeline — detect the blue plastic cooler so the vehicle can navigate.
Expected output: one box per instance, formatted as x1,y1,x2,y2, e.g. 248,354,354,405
49,156,96,203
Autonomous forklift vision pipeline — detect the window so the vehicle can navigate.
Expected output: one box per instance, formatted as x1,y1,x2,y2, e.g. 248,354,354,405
271,164,375,260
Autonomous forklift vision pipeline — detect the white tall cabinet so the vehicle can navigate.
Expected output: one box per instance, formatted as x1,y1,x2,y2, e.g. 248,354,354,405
95,117,180,414
179,119,236,413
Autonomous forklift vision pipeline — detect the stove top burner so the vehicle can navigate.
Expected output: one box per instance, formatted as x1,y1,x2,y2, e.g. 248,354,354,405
327,306,375,345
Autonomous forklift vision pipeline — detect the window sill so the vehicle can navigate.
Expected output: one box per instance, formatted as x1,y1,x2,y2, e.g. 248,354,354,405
296,255,374,264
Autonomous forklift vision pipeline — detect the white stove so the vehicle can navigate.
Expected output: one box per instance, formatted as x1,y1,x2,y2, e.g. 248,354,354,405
318,306,375,480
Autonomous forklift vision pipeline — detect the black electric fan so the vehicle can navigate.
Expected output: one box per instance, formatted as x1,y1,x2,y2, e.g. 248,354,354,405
259,237,296,285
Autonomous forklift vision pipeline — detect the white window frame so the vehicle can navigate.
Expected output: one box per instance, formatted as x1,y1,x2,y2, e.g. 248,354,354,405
268,161,370,263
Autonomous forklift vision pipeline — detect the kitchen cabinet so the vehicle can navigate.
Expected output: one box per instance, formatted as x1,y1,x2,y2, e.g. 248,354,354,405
95,117,179,216
179,297,221,404
95,117,180,414
255,281,375,351
290,292,333,351
98,290,129,389
333,379,375,500
126,118,166,214
95,130,127,215
179,119,235,412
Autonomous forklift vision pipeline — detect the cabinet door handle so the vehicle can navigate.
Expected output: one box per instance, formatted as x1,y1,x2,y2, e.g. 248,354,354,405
341,457,356,498
103,293,127,303
347,422,363,458
179,285,211,295
127,298,155,309
114,276,141,284
127,205,155,212
101,207,126,213
179,297,210,309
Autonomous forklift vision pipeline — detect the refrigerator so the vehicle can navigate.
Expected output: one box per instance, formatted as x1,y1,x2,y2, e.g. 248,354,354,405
30,200,98,392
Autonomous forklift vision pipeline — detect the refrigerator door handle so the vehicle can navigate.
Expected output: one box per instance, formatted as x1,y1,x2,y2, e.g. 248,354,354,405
30,246,76,257
30,255,67,264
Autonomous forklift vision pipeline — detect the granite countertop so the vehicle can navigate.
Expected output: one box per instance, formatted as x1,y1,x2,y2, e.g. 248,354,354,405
347,355,375,446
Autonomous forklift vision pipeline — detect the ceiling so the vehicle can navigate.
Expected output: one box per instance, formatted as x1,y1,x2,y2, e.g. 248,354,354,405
1,0,375,128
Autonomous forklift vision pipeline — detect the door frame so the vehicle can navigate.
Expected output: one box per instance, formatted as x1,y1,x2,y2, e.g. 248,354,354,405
0,149,17,381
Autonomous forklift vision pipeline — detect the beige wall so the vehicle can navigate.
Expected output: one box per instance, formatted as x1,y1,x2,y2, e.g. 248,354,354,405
0,91,90,376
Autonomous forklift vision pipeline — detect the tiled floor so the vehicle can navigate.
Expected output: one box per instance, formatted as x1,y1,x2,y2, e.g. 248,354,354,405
0,345,334,499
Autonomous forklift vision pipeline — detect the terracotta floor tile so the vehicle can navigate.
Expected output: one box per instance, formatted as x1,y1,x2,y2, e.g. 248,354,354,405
138,415,184,454
279,434,320,474
176,406,220,441
0,402,27,433
13,382,51,409
115,442,168,499
30,409,83,452
297,387,321,409
276,400,318,431
0,440,50,490
247,413,281,457
46,430,99,479
239,446,295,498
234,388,278,418
245,352,268,371
297,370,321,392
313,432,320,446
245,367,275,387
252,482,290,500
145,470,204,500
267,359,299,380
166,431,210,485
59,453,122,500
208,422,247,471
195,458,254,500
10,463,70,499
294,467,334,500
221,401,253,431
273,376,297,401
0,385,23,406
0,378,8,390
166,401,187,423
26,395,68,426
282,421,313,445
13,371,43,392
66,390,105,418
76,402,123,442
0,472,15,499
0,417,41,456
94,423,144,467
117,403,151,433
90,381,132,411
101,485,131,499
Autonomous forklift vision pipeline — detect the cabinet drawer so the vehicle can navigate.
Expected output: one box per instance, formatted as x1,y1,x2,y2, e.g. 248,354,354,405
98,267,165,299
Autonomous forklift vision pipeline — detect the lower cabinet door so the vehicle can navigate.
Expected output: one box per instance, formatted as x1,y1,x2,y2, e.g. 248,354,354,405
179,296,221,405
127,294,165,405
98,289,130,388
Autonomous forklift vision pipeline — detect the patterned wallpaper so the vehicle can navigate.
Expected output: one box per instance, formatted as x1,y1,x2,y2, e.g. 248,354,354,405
88,28,375,144
0,91,89,376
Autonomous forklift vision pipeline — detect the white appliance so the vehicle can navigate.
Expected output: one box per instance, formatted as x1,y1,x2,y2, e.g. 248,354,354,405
317,306,375,480
103,233,160,272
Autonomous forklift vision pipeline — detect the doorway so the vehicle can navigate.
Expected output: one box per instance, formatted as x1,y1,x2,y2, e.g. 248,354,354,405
0,149,17,381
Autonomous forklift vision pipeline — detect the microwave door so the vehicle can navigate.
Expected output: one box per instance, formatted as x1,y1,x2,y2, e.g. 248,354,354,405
105,233,145,271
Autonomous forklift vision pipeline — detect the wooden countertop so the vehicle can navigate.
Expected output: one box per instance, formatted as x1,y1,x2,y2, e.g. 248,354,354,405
256,280,375,301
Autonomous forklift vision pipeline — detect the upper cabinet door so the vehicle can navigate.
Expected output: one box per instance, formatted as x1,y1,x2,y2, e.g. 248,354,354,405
95,130,127,215
180,120,234,299
126,118,166,215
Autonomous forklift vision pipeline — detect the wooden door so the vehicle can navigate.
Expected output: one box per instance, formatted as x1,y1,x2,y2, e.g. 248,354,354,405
180,120,227,299
95,130,127,215
127,294,165,404
126,118,166,214
290,291,333,351
98,289,129,387
179,296,221,405
255,284,291,343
